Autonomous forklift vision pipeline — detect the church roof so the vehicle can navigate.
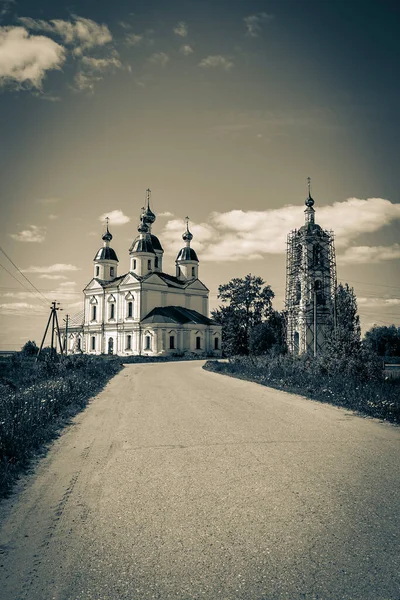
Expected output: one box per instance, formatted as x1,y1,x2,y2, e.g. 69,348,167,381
129,235,155,254
176,247,198,262
97,274,127,288
141,306,215,325
67,311,84,327
150,234,163,252
94,247,119,262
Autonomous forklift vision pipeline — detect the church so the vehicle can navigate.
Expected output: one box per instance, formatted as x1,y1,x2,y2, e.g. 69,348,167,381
62,190,222,357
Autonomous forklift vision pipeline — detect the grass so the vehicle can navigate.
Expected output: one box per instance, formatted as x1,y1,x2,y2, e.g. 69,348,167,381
203,354,400,424
0,353,122,498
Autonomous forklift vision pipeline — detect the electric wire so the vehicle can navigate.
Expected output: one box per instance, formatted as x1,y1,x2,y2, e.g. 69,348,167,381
0,262,49,307
0,245,49,305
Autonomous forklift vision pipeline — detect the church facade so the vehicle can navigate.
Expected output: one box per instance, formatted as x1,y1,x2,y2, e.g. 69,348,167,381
62,191,222,357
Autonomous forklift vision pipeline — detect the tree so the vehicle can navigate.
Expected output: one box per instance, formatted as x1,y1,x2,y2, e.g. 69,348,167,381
327,283,361,355
211,274,275,356
249,311,287,356
21,340,39,356
364,325,400,357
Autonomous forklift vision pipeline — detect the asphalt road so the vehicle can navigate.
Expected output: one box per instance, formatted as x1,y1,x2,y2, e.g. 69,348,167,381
0,361,399,600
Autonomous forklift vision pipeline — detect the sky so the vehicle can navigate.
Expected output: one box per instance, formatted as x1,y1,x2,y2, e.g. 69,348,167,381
0,0,399,350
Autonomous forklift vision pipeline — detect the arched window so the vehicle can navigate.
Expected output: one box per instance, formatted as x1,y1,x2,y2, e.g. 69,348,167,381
128,301,133,318
314,280,324,304
192,266,195,277
147,259,151,270
145,335,151,350
169,335,175,349
96,266,100,277
214,337,219,350
126,335,132,350
77,337,81,351
110,303,115,319
196,336,201,350
155,257,158,269
133,259,137,270
91,336,96,350
313,244,321,267
110,267,115,278
92,305,97,321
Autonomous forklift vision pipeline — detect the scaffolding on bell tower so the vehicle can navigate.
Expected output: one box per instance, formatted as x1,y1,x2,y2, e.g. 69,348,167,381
285,180,337,355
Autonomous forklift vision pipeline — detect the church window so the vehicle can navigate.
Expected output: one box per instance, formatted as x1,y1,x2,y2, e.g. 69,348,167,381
133,259,137,270
127,301,133,318
96,266,100,277
196,336,201,350
313,245,321,267
169,335,175,350
91,305,97,321
91,336,96,351
177,267,181,277
314,280,324,304
295,280,301,304
155,257,158,269
214,337,219,350
148,259,151,270
110,303,115,320
126,335,132,350
110,267,115,278
77,338,81,351
145,335,151,350
192,267,195,277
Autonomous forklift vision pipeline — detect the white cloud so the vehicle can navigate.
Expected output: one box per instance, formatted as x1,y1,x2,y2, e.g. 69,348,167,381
98,209,130,225
158,211,174,217
19,15,112,56
180,44,193,56
37,197,60,204
23,263,81,273
74,51,122,92
244,12,273,37
0,26,65,89
39,274,68,280
10,224,46,242
148,52,169,66
0,302,46,315
48,213,58,220
173,21,188,37
357,297,400,307
199,55,234,71
339,244,400,264
160,197,400,263
125,33,143,46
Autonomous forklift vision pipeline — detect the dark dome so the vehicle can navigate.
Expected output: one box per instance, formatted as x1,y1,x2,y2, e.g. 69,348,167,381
102,229,112,242
129,236,155,254
176,247,198,262
143,206,156,225
94,247,119,262
298,223,322,235
182,229,193,242
305,194,315,208
150,234,163,252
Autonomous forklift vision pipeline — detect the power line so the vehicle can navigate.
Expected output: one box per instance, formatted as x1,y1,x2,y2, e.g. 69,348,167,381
0,245,50,305
0,262,49,307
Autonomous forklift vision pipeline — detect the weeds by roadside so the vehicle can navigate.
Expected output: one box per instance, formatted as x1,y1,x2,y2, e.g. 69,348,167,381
0,354,122,498
203,355,400,424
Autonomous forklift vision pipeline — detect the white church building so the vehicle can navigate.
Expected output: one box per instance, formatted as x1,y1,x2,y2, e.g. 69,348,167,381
61,191,222,357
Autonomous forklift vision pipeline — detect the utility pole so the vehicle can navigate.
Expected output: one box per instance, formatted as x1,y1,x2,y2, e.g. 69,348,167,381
37,301,64,361
63,314,69,354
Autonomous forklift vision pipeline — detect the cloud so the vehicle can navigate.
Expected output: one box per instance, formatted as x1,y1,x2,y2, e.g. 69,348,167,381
0,302,46,315
199,55,234,71
19,15,112,56
48,214,58,220
23,263,81,273
73,50,122,92
37,197,60,204
173,21,188,37
180,44,193,56
339,244,400,264
98,209,130,225
244,12,273,37
357,296,400,307
125,33,143,46
148,52,169,66
158,211,174,218
160,197,400,263
0,26,65,89
10,225,46,242
39,274,68,280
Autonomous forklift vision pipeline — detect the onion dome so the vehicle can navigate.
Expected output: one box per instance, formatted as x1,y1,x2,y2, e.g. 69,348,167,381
142,188,156,226
305,176,315,207
94,247,119,261
177,246,198,261
150,234,163,252
137,219,149,234
102,225,113,242
130,237,155,253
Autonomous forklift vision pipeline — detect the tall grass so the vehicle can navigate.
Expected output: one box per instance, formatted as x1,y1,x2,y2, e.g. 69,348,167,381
204,354,400,423
0,354,122,497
